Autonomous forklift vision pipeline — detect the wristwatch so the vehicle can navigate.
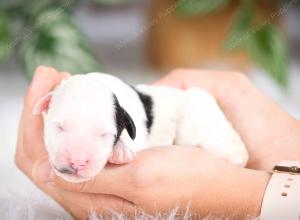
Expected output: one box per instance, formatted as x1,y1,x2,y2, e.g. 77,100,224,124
260,161,300,220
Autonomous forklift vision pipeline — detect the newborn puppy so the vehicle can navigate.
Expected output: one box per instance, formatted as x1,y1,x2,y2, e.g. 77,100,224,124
33,73,249,182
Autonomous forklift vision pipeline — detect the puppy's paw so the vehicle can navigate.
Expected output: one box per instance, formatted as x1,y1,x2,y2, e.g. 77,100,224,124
227,150,249,167
109,146,137,164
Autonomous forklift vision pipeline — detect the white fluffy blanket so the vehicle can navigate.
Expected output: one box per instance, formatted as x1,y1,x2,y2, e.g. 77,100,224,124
0,187,258,220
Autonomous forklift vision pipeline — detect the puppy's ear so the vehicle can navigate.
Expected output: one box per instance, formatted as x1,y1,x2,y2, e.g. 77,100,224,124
113,94,136,140
32,92,54,115
120,106,136,140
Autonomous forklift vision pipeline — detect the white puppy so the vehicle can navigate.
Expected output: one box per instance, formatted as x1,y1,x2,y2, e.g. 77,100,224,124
33,73,249,182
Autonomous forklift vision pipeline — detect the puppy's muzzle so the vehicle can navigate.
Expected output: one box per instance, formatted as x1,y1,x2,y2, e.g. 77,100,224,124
54,166,77,175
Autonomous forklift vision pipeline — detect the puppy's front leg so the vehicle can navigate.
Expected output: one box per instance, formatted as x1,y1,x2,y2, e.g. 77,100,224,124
108,135,137,164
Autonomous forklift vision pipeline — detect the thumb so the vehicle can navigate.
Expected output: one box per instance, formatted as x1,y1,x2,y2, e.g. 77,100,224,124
32,158,55,183
53,163,133,196
32,157,130,195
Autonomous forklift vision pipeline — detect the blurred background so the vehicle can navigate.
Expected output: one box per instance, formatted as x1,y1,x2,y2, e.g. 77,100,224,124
0,0,300,218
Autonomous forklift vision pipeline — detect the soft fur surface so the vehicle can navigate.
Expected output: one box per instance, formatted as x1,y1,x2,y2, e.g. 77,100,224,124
0,189,258,220
0,190,72,220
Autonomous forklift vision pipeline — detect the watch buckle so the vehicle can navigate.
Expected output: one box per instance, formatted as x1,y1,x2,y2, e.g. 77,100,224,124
273,165,300,175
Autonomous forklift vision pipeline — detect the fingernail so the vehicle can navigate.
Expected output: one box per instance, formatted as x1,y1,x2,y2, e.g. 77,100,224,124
33,160,54,182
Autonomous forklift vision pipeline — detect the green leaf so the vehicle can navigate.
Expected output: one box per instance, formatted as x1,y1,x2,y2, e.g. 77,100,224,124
19,8,102,79
224,0,254,50
223,0,288,88
176,0,231,17
21,0,77,21
246,24,289,88
93,0,133,6
0,7,12,62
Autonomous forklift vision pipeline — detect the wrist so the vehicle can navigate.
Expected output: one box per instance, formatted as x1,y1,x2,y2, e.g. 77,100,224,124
230,168,271,218
192,161,271,218
248,133,300,171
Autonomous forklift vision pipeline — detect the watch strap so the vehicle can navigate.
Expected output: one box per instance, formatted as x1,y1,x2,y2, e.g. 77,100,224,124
260,161,300,220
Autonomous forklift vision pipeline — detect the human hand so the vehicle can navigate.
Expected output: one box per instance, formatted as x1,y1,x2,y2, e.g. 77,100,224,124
17,68,292,219
154,69,300,170
50,145,270,219
15,66,69,179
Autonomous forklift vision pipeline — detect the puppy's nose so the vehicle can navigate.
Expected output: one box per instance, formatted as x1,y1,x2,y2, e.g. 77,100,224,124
69,157,89,170
55,166,77,175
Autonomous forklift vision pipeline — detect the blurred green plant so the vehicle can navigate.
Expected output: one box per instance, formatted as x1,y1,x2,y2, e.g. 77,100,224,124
176,0,230,17
0,7,12,61
176,0,290,88
0,0,104,79
93,0,133,6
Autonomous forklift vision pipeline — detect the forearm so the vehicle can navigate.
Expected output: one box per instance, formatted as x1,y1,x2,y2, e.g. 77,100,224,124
191,164,271,218
214,76,300,170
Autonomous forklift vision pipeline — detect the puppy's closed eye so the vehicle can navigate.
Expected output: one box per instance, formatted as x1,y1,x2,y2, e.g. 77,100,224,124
52,122,66,133
95,133,115,143
57,125,65,132
97,133,111,138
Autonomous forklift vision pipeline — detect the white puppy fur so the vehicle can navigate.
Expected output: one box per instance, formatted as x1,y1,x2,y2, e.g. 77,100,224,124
33,73,248,182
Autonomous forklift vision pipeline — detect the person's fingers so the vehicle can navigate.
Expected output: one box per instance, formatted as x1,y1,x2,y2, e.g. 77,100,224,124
153,69,218,89
156,69,300,170
15,66,68,176
31,157,53,183
32,162,138,219
32,157,135,195
14,116,33,177
153,72,184,89
55,165,132,195
31,158,139,218
50,146,182,196
23,66,67,160
153,69,247,100
24,67,59,133
60,71,71,79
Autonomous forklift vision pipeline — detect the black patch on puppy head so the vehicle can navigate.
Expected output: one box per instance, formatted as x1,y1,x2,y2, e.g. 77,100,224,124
130,86,153,133
113,94,136,145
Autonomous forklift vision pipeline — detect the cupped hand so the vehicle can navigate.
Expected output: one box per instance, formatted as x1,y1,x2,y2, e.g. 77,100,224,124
154,69,300,170
50,145,269,219
15,66,69,179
